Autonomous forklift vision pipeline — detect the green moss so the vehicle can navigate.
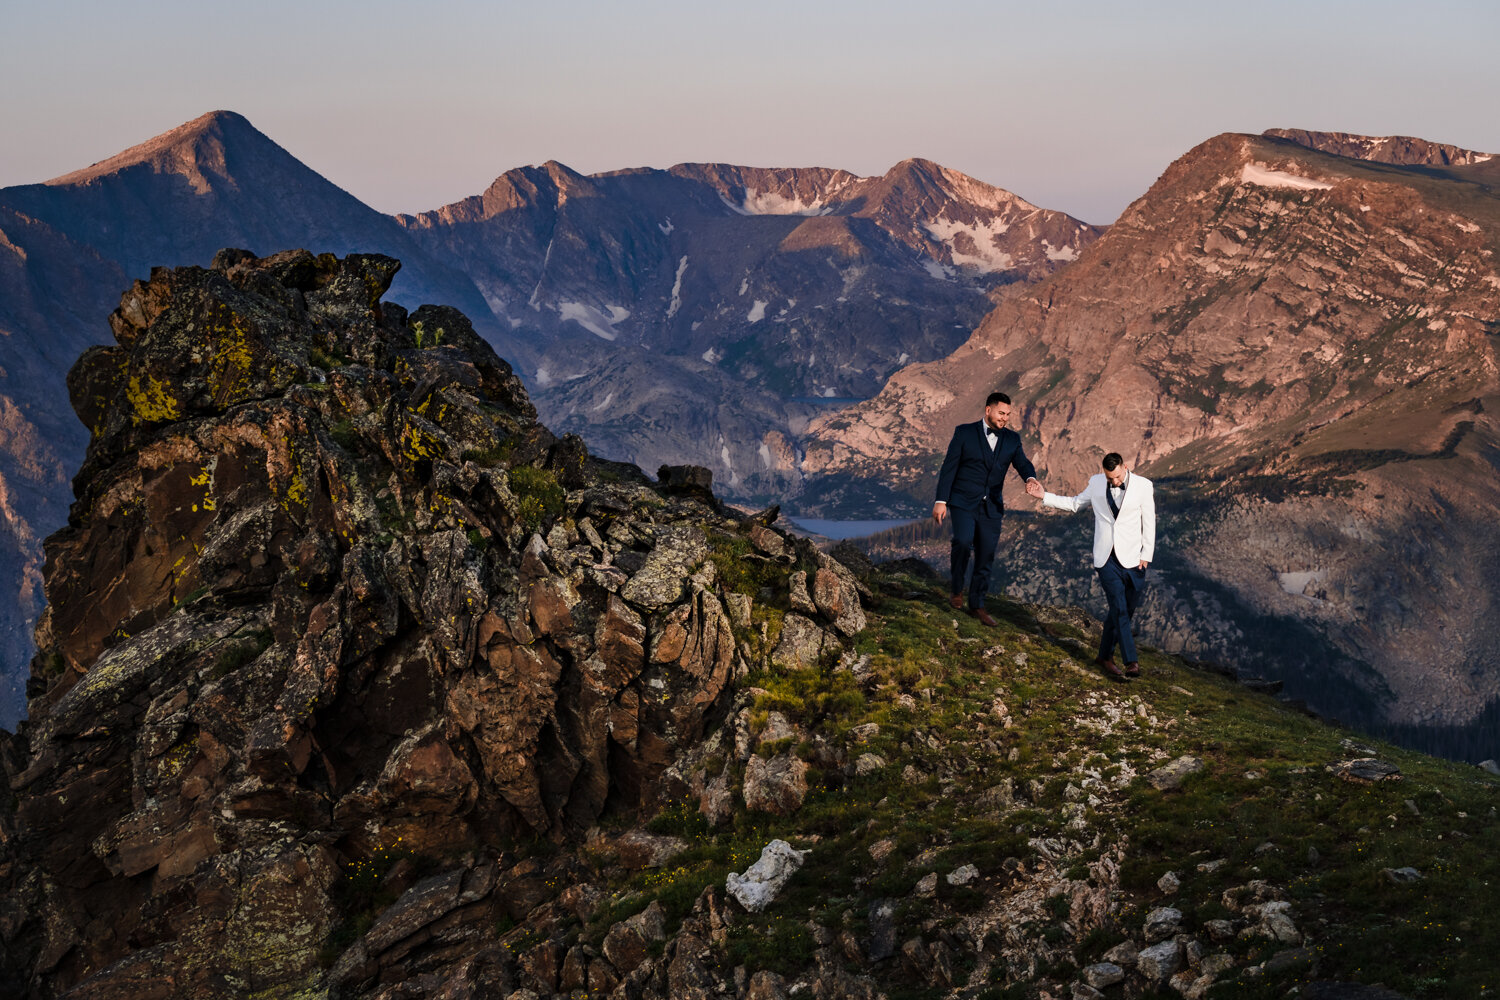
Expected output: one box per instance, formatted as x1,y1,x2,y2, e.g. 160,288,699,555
507,465,564,531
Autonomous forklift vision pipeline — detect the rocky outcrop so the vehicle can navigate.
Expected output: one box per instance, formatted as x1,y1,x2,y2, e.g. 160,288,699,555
0,250,870,998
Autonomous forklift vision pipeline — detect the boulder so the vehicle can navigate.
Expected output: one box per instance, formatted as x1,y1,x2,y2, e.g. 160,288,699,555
601,900,667,976
726,840,807,912
1147,755,1205,791
1137,939,1183,982
1332,758,1401,783
743,753,811,816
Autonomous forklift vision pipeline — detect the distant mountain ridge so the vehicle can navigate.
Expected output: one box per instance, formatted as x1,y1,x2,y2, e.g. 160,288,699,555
1264,127,1494,166
392,153,1099,501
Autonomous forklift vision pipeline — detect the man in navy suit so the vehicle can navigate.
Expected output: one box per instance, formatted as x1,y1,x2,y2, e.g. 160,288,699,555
932,391,1041,626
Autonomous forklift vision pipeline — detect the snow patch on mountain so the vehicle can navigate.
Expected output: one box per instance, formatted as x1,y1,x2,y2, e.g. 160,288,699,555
558,301,624,341
1240,163,1333,191
1043,241,1078,262
723,182,854,217
925,217,1015,273
667,256,689,318
747,300,768,323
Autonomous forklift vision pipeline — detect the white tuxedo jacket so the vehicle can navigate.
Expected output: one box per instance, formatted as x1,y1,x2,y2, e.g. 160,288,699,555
1042,472,1156,568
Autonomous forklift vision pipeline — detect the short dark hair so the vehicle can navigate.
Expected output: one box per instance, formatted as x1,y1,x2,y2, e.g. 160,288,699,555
985,391,1011,407
1101,453,1124,471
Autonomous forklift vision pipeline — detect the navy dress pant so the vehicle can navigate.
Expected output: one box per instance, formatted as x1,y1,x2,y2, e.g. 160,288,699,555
948,505,1003,610
1096,553,1146,663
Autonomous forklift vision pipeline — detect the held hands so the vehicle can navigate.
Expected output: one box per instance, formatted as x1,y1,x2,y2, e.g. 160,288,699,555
1025,478,1045,501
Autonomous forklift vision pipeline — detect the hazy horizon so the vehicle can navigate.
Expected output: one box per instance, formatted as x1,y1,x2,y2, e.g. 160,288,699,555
4,0,1497,226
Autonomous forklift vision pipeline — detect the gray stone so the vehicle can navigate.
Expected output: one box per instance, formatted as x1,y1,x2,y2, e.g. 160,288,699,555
854,753,887,776
789,571,817,615
619,524,709,609
1480,759,1500,777
1137,940,1183,981
915,872,938,897
1199,953,1236,977
1147,755,1204,791
978,780,1014,812
867,899,898,961
1144,906,1183,943
1204,919,1235,942
725,592,753,630
1082,962,1125,988
1157,870,1181,894
743,753,810,816
771,613,836,669
1102,940,1139,967
1243,901,1300,944
1332,758,1401,783
1383,866,1423,884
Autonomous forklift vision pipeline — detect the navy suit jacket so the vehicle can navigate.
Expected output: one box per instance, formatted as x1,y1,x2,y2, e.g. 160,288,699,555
935,422,1037,518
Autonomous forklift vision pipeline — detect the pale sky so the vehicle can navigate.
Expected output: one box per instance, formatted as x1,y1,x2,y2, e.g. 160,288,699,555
3,0,1496,225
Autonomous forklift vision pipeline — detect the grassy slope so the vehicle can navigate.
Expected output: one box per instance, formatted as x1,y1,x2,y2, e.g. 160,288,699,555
592,571,1500,998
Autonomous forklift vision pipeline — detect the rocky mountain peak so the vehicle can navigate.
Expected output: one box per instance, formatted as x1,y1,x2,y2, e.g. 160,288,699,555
1263,127,1495,167
47,110,264,193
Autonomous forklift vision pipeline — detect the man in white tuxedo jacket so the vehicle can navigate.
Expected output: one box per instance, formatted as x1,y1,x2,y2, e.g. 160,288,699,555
1026,453,1155,680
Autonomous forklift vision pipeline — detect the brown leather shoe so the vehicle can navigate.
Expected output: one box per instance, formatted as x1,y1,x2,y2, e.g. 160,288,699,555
969,607,998,627
1096,657,1127,680
949,593,965,610
1124,662,1141,677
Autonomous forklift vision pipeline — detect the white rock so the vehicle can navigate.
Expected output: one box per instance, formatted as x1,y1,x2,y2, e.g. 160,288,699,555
726,840,807,912
1157,870,1181,894
946,864,979,886
854,753,886,776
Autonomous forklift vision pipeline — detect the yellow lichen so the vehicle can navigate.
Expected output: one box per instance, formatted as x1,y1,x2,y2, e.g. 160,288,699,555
127,372,182,424
206,305,260,406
